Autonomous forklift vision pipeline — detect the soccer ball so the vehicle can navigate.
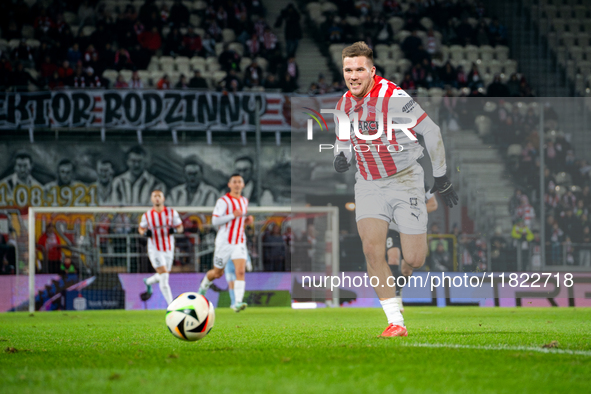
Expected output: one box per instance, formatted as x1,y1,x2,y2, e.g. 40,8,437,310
165,292,215,341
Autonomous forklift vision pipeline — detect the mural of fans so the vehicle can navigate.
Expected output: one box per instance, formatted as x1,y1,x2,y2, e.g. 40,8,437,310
44,159,78,189
0,142,290,209
168,157,219,207
231,156,274,206
0,151,42,200
90,160,116,206
112,146,167,206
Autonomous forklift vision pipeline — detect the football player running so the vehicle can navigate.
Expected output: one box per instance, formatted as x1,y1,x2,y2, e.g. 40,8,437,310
198,174,253,312
139,189,183,305
332,42,458,337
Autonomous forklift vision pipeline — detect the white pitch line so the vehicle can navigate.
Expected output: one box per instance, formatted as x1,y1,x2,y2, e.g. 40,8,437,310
397,343,591,357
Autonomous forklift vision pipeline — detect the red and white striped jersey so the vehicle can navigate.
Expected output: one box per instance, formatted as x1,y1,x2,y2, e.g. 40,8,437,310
334,74,447,181
140,207,182,252
212,193,249,245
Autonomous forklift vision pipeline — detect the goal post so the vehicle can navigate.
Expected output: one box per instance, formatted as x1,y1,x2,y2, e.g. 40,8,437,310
27,206,339,313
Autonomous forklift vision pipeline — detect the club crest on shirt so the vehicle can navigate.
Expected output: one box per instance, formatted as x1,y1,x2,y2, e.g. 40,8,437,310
410,197,418,206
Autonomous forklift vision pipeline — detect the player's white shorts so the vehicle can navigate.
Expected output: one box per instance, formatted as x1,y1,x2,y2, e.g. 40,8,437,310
213,242,248,269
354,161,428,235
148,247,174,271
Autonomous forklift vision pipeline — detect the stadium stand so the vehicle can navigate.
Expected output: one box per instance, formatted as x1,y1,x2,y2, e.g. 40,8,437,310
526,0,591,96
0,0,536,97
303,0,534,97
0,0,311,92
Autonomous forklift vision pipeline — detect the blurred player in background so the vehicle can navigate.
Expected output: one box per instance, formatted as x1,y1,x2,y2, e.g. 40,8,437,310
139,189,183,305
198,174,253,312
387,186,438,313
332,42,458,337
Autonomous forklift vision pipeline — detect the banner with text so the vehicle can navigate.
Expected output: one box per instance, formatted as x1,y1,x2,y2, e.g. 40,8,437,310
0,90,291,131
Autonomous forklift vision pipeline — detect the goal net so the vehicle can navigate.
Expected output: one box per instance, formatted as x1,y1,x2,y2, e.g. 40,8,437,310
20,206,338,313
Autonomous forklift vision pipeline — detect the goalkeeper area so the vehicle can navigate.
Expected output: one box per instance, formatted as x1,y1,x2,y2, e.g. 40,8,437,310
1,307,590,393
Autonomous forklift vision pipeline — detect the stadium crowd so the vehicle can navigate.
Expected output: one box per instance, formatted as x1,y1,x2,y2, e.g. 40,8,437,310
0,0,537,96
0,0,307,92
308,0,534,97
497,103,591,267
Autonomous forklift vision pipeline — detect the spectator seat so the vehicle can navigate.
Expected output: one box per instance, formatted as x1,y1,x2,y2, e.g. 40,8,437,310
22,25,35,39
555,172,572,186
495,45,510,62
465,45,479,62
228,42,244,57
503,59,518,75
222,29,236,43
388,17,404,32
479,45,494,62
474,115,492,138
507,144,522,158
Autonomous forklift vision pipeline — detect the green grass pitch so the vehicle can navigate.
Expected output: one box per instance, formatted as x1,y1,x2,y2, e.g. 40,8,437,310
1,307,590,393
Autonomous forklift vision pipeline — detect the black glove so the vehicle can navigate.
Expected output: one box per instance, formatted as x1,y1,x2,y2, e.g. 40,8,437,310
430,175,459,208
168,227,176,235
145,229,152,238
334,152,350,173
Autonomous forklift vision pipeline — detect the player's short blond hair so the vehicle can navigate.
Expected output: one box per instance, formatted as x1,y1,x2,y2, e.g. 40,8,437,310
342,41,374,65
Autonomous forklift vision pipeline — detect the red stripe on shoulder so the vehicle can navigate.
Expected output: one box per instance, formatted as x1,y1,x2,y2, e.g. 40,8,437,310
408,112,428,139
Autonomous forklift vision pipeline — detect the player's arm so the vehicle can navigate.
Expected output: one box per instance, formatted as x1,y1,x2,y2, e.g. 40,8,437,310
334,139,352,172
242,200,254,225
169,210,183,234
332,101,352,174
332,100,353,173
139,214,152,237
426,195,438,213
211,200,240,226
412,113,458,208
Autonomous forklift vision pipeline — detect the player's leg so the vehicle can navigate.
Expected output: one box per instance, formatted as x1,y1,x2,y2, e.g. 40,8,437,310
400,258,413,276
145,249,161,288
387,247,401,267
358,218,405,336
386,230,405,292
198,244,228,295
391,161,428,310
142,249,162,300
387,246,405,313
400,233,428,272
232,258,247,310
355,176,405,336
358,218,395,299
225,260,236,308
228,280,235,307
230,243,248,311
156,252,174,305
197,267,225,295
